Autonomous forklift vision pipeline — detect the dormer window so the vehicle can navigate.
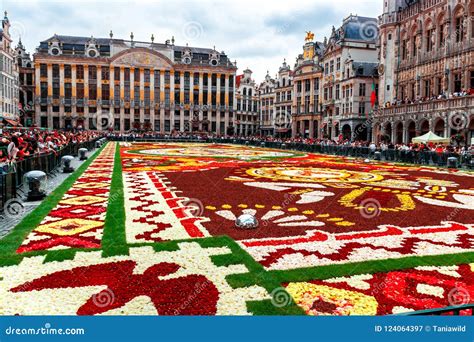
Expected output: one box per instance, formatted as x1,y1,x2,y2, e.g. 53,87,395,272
209,50,220,66
181,47,193,65
85,36,100,58
49,39,62,56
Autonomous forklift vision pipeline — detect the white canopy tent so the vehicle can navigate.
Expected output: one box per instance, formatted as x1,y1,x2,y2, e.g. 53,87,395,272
412,131,450,144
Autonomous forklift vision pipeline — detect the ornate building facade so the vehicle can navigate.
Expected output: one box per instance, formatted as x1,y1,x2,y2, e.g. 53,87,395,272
274,60,293,136
291,33,325,138
16,39,34,127
259,72,276,136
0,12,19,125
376,0,474,144
321,15,379,141
33,33,236,133
234,68,259,136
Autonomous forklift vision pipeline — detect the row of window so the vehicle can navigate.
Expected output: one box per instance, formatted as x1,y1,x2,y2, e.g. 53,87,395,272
43,116,230,132
236,99,258,112
400,14,474,59
398,71,474,99
324,58,341,75
0,54,15,75
296,78,320,93
40,64,234,87
323,82,374,101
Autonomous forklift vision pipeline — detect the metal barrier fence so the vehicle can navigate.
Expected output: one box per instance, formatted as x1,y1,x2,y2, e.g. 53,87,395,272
0,138,100,211
209,138,473,169
108,136,473,169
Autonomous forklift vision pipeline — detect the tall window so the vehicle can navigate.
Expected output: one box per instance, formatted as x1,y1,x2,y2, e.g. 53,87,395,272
114,67,120,81
76,65,84,79
40,82,47,98
40,64,47,77
64,65,72,78
424,79,431,97
65,83,72,98
359,83,366,97
101,67,109,80
52,64,60,79
77,83,84,98
454,73,462,92
89,66,97,80
412,35,417,58
154,70,161,87
144,69,150,83
89,84,97,100
455,16,464,42
102,86,109,100
426,28,434,52
438,24,445,47
402,39,408,59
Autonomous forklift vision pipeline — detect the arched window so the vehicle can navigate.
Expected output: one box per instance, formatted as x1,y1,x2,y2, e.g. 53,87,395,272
411,25,418,58
401,30,408,60
243,88,247,96
470,2,474,38
437,13,446,48
453,6,465,43
425,20,434,52
248,89,252,97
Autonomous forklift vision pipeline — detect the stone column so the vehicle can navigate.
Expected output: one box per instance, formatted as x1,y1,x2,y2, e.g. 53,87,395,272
35,65,41,126
71,65,77,128
170,70,175,132
150,69,155,131
180,71,185,132
160,70,165,133
199,72,204,131
47,63,53,128
130,67,135,125
120,67,125,132
97,66,103,129
59,64,65,129
139,68,145,124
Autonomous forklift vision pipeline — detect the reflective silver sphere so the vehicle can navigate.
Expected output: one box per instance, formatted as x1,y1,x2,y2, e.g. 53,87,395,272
235,214,259,229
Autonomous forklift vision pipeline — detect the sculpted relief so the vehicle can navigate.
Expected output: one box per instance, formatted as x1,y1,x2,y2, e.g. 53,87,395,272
112,50,172,69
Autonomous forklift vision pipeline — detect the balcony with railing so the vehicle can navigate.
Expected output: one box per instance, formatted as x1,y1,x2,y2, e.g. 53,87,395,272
378,95,474,117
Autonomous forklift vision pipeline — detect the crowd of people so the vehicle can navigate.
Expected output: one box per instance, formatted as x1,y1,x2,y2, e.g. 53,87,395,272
2,129,472,165
0,129,103,164
108,131,474,158
384,89,474,107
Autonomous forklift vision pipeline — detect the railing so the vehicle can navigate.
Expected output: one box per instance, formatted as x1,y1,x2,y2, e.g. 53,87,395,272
0,138,101,211
378,96,474,117
107,136,473,170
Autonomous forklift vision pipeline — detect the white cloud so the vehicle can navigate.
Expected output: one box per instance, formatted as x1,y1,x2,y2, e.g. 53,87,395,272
4,0,381,81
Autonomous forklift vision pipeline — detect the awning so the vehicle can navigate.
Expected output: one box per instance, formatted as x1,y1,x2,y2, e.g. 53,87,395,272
412,131,450,144
4,119,23,127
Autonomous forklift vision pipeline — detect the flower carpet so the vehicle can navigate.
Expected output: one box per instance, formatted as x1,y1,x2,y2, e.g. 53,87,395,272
1,142,473,315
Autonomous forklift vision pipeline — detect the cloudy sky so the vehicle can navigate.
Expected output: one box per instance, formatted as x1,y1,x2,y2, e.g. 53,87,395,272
4,0,382,82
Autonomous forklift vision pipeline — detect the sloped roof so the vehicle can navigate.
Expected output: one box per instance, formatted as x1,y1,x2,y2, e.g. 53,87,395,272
352,62,378,77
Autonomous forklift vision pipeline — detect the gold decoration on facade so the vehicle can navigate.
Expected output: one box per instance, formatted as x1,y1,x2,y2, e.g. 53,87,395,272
305,31,315,42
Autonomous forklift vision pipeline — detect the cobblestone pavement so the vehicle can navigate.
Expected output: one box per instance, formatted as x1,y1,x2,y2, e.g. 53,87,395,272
0,148,100,239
